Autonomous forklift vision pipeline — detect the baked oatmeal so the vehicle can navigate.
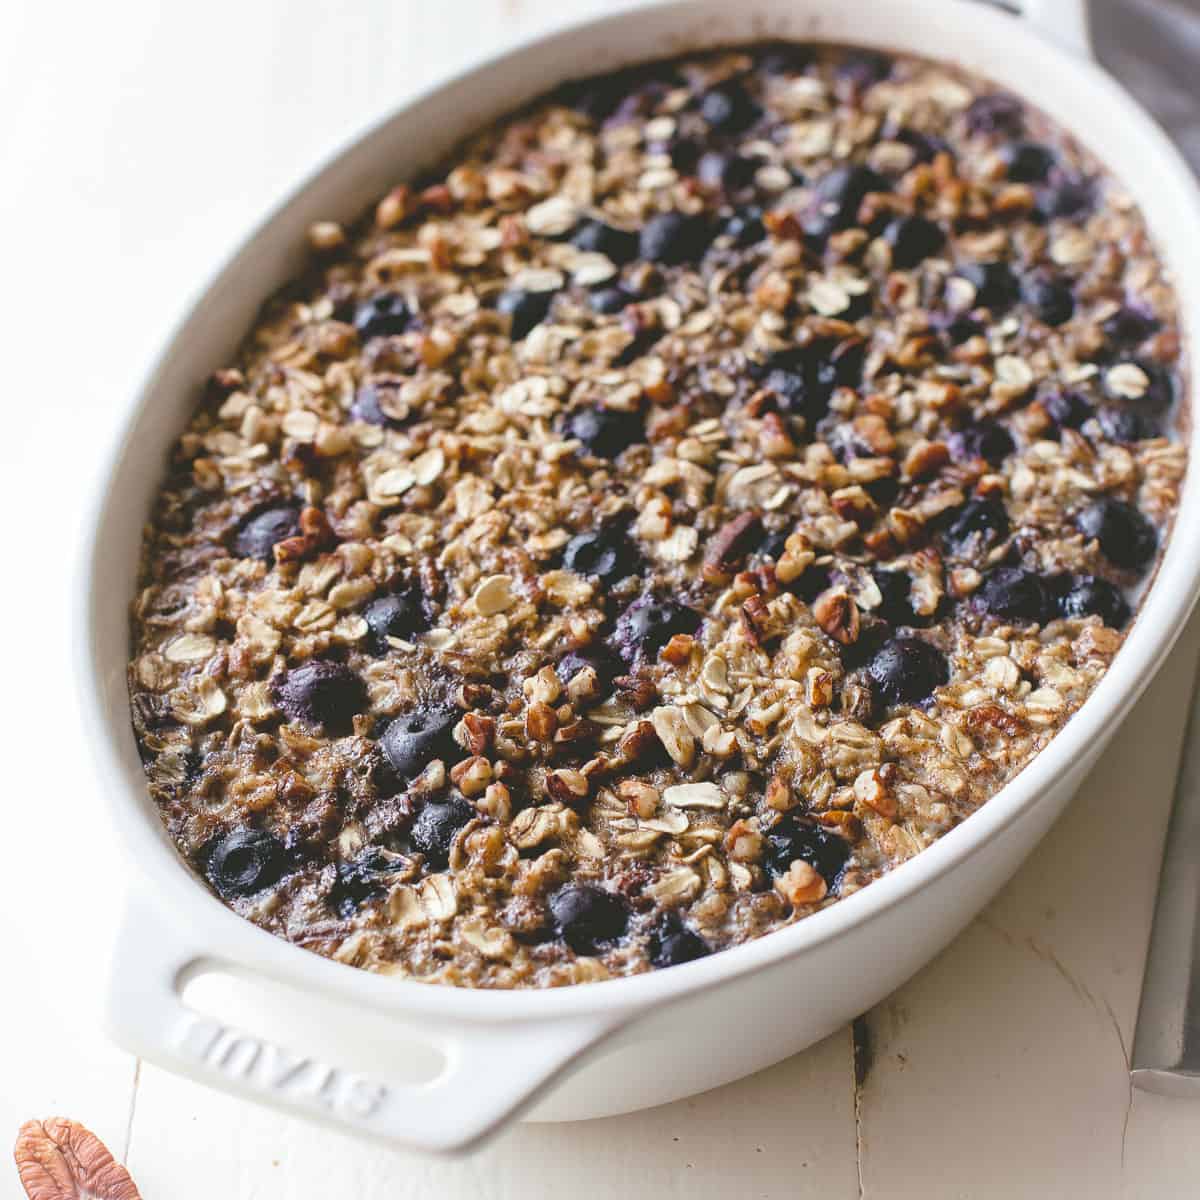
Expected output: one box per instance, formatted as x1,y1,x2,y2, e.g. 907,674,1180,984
128,44,1187,987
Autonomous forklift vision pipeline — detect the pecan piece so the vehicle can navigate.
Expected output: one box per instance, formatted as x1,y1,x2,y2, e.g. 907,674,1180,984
702,512,763,582
813,588,861,645
14,1118,142,1200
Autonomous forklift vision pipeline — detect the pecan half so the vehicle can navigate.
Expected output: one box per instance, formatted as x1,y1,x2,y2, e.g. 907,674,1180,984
14,1118,142,1200
813,588,861,645
702,512,763,582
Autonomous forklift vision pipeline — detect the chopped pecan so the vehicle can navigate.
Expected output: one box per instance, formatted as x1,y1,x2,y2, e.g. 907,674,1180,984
702,512,763,581
740,594,771,645
613,675,658,711
965,704,1028,737
813,588,861,645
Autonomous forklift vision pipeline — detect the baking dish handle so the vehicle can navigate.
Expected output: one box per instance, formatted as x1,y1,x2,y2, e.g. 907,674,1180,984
1011,0,1092,57
107,895,626,1153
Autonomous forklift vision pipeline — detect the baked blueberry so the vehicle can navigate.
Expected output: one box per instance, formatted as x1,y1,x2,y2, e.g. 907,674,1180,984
206,829,288,899
882,215,944,269
696,151,758,190
965,92,1025,137
1097,405,1157,444
232,504,302,562
410,797,475,869
1060,575,1131,627
364,590,428,654
943,495,1010,553
956,261,1020,312
835,50,892,92
893,127,950,165
1000,141,1056,183
698,82,760,133
1041,390,1092,431
721,206,766,247
549,884,629,955
1075,498,1157,570
381,706,460,780
1107,360,1175,414
1035,175,1096,220
804,165,891,239
1023,275,1075,326
873,568,922,626
271,661,367,733
354,292,413,341
613,596,702,662
976,566,1055,623
757,42,814,75
328,848,404,917
1102,306,1159,347
866,637,949,705
589,286,630,314
948,420,1014,466
938,312,985,345
497,289,555,340
562,526,640,583
639,211,713,265
350,380,407,428
557,646,621,691
570,219,639,264
760,341,864,423
563,405,646,458
647,913,711,968
765,814,852,888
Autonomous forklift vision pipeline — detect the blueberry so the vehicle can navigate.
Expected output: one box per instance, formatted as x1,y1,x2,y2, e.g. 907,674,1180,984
648,913,712,968
698,82,760,133
1108,360,1175,414
613,597,702,663
350,380,406,428
1102,306,1158,347
965,93,1025,137
639,211,713,265
328,848,404,917
666,137,702,173
873,569,922,626
956,261,1020,312
804,165,891,239
563,405,646,459
232,504,301,562
882,215,944,270
948,420,1014,466
380,705,459,780
790,561,833,604
589,286,630,315
206,829,287,899
557,646,621,690
271,661,367,733
497,289,555,340
893,128,951,165
1035,176,1096,220
1000,141,1056,183
548,884,629,955
1041,390,1092,432
697,151,758,190
976,567,1055,623
759,341,864,423
755,528,790,564
764,814,851,888
866,637,949,705
1023,275,1075,326
938,313,985,345
721,206,766,247
570,219,640,264
1097,405,1157,443
835,50,892,92
562,526,640,583
757,43,814,75
943,495,1010,554
1076,498,1157,571
354,292,413,341
1060,575,1131,627
410,797,475,869
364,590,428,654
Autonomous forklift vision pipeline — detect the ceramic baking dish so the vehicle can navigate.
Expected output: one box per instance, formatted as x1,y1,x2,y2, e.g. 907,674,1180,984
81,0,1200,1154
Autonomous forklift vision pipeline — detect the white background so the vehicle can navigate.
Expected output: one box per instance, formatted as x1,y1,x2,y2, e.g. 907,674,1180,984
4,0,1200,1195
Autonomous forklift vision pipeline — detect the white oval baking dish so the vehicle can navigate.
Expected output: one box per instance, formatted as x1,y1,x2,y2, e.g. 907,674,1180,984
81,0,1200,1154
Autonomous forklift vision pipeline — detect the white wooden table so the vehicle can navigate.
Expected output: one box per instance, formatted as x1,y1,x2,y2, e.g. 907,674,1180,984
5,1,1200,1193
